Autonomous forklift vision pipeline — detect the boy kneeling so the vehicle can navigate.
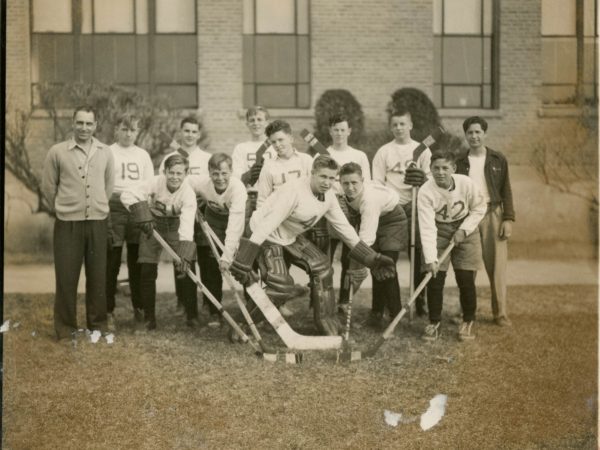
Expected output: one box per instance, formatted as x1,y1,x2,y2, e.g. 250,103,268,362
418,150,486,341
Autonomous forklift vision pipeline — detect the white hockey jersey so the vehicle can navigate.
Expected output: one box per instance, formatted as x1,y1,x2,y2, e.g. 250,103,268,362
231,140,277,189
327,145,371,194
158,146,211,176
110,143,155,194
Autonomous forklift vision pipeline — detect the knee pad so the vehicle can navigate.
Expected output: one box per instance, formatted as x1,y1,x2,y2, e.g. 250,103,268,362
258,244,294,305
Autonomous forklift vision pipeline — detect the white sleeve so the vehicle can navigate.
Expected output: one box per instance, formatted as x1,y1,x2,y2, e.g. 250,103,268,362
255,163,274,208
249,189,298,246
418,148,432,178
417,187,439,265
221,183,248,263
357,201,381,247
360,153,372,180
120,176,155,209
459,183,487,235
142,151,155,181
178,187,197,242
325,198,361,248
231,145,247,179
372,148,386,185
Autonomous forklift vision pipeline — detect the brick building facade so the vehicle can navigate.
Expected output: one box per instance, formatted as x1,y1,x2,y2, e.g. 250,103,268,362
5,0,599,256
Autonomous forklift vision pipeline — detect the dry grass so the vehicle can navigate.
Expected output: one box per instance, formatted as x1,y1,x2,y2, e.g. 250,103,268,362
2,285,597,449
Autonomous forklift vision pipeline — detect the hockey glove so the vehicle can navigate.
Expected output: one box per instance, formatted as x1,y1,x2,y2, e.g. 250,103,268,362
230,238,261,285
130,201,155,237
349,241,395,274
371,264,397,281
404,166,427,187
344,259,369,293
241,170,253,186
175,240,196,278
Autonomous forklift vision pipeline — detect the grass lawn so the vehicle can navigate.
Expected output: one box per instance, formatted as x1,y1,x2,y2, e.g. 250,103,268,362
2,285,597,449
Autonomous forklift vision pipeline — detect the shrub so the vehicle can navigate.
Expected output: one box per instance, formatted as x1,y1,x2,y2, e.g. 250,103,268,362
313,89,365,147
386,87,441,142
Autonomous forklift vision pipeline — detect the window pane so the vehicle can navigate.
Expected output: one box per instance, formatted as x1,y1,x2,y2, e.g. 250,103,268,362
82,0,92,33
254,36,297,83
433,0,442,34
541,85,576,104
136,0,149,34
483,84,492,108
584,0,597,36
243,36,255,83
32,0,71,32
483,37,492,83
541,37,577,83
443,37,482,83
156,0,195,33
297,0,310,35
444,0,481,34
95,0,134,32
541,0,575,35
93,36,137,83
155,85,198,108
80,35,94,82
31,34,74,82
583,38,597,83
433,84,442,107
243,0,255,34
483,0,493,35
256,85,296,107
433,37,442,83
297,83,310,107
297,36,310,82
135,35,150,82
243,83,256,108
256,0,295,33
443,86,481,107
154,35,197,83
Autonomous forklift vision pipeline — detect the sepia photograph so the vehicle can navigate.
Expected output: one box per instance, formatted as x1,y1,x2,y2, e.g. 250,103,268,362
3,0,598,448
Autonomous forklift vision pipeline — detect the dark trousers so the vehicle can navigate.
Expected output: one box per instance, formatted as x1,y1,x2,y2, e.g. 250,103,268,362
372,250,402,317
427,269,477,323
106,243,142,313
330,239,351,304
53,219,108,339
174,264,198,311
197,245,223,316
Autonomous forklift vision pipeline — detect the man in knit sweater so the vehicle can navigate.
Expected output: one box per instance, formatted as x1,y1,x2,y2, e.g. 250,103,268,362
42,105,115,340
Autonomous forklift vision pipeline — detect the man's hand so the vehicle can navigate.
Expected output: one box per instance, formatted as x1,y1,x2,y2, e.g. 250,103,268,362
175,259,190,278
499,220,513,240
425,262,439,278
230,238,261,285
219,258,232,272
140,221,154,238
452,229,467,245
344,265,369,293
404,166,427,187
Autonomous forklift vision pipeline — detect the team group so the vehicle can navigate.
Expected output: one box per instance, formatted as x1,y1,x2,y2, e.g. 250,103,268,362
41,104,514,343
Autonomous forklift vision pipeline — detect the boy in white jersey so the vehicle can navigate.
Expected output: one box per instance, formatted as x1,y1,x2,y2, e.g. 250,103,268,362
159,116,211,312
417,150,486,342
325,114,372,311
372,109,431,316
255,119,314,208
186,153,248,327
339,163,408,328
229,155,397,336
121,154,197,330
106,115,155,327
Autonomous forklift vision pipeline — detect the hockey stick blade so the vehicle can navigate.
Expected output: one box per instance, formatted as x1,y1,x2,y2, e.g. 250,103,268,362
245,283,343,351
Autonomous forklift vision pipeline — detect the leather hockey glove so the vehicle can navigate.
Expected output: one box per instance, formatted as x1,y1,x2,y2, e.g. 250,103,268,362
175,240,196,278
230,238,261,285
344,259,369,293
248,161,264,185
130,201,155,237
371,264,397,281
404,166,427,187
348,241,396,276
241,170,253,186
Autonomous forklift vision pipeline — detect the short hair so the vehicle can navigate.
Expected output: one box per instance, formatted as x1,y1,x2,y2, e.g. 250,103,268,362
208,152,233,171
246,106,270,121
265,119,292,137
73,105,97,121
115,114,139,129
339,162,363,178
164,153,189,171
388,108,411,123
430,149,456,165
328,114,350,128
462,116,488,132
312,154,339,172
180,115,201,130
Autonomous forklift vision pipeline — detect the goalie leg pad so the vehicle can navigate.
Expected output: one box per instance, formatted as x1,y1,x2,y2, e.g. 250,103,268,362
305,217,330,255
285,236,339,336
258,243,295,306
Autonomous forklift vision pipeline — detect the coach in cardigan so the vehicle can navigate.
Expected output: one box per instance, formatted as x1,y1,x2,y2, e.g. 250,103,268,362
42,105,115,340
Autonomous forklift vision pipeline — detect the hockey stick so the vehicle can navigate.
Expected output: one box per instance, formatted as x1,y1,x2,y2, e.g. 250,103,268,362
300,129,330,156
152,230,262,355
339,242,455,362
197,214,275,354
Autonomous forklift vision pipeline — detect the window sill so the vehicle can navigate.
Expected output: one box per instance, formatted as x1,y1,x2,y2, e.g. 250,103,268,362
537,105,597,117
31,107,200,119
438,108,504,119
237,108,313,119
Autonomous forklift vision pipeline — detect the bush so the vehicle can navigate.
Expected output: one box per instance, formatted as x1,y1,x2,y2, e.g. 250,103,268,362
313,89,365,147
386,88,441,142
36,83,207,166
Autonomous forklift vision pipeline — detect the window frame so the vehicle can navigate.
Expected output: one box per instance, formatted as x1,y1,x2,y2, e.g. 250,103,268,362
29,0,199,108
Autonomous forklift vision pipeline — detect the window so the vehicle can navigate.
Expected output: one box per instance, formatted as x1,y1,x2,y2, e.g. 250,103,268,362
243,0,311,109
31,0,198,108
433,0,498,109
541,0,598,105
